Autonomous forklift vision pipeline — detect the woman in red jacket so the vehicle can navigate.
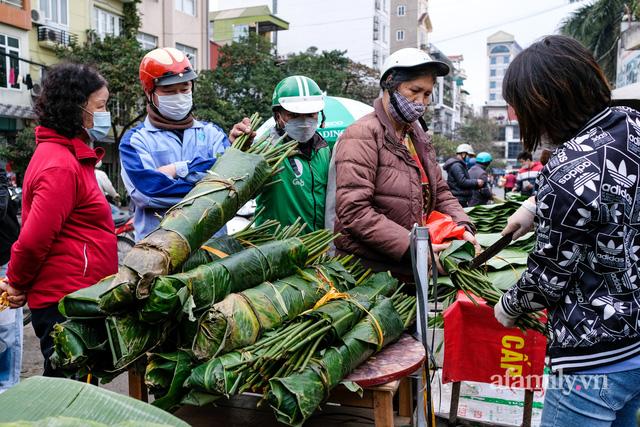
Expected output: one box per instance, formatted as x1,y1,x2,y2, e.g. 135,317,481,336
0,63,118,376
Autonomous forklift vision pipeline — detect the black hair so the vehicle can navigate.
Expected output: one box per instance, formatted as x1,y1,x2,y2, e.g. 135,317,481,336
35,62,107,139
503,35,610,152
517,151,533,162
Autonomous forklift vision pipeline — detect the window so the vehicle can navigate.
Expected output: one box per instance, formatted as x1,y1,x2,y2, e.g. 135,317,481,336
508,141,523,159
176,0,196,15
137,32,158,50
176,43,197,70
490,56,496,65
496,126,506,141
93,7,122,39
396,30,404,41
490,69,496,77
39,0,68,27
397,5,406,16
503,55,510,64
232,24,249,42
382,24,387,43
489,93,496,101
512,125,520,139
490,81,496,89
373,49,379,67
0,34,20,89
490,44,509,54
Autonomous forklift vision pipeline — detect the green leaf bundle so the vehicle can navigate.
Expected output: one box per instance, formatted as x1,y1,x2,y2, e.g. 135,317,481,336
266,297,411,427
139,232,332,324
191,261,358,360
102,142,296,313
184,272,399,397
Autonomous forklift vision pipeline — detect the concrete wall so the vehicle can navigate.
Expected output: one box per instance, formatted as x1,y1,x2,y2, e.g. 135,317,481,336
138,0,208,70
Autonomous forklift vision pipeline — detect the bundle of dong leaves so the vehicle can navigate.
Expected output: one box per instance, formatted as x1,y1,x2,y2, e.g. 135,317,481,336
464,200,522,233
433,238,546,335
52,225,334,376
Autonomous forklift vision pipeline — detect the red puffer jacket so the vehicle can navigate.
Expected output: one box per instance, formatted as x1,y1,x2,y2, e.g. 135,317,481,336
7,126,117,309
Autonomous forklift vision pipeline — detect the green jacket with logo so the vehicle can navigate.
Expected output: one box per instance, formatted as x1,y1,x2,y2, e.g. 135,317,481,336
255,132,331,232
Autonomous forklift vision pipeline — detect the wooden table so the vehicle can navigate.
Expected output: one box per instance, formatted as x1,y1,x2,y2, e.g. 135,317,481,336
328,334,426,427
129,333,426,427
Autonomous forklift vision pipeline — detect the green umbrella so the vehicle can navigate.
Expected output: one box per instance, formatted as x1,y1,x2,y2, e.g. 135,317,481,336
255,96,374,147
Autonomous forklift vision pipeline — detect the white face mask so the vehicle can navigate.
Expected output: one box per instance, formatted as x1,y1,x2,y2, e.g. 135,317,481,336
284,116,318,142
155,91,193,121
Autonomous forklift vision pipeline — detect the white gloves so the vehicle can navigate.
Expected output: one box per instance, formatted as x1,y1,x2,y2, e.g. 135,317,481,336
494,296,518,328
502,196,536,240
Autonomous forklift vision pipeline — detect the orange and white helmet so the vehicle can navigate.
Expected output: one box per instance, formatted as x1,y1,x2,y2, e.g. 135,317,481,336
139,47,197,93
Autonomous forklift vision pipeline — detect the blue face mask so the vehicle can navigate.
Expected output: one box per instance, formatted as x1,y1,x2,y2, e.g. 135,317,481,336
82,107,111,142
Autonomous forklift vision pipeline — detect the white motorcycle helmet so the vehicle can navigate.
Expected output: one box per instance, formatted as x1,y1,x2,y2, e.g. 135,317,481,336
380,48,450,86
456,144,475,156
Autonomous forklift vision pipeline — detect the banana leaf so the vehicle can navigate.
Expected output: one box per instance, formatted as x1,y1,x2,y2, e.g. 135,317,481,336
184,272,398,398
105,146,289,311
105,315,166,370
50,319,108,370
58,276,114,319
144,351,194,411
140,237,309,323
267,297,405,427
192,262,356,360
180,234,245,272
0,376,188,426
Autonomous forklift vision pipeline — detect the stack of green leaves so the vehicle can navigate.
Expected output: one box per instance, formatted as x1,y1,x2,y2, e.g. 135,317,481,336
183,272,399,401
191,258,362,361
266,295,416,427
139,230,333,323
464,201,522,233
103,132,297,313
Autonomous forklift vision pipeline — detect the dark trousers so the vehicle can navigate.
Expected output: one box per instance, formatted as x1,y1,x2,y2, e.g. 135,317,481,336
30,304,66,377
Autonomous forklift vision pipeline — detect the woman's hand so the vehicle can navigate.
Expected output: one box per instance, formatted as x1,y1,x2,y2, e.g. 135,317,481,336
462,230,482,255
431,242,452,275
503,196,536,239
0,279,27,309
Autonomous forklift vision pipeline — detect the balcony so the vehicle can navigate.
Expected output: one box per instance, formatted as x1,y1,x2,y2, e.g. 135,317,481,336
37,26,78,49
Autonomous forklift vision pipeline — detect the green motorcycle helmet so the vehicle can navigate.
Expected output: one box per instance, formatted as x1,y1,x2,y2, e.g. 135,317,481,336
272,75,325,114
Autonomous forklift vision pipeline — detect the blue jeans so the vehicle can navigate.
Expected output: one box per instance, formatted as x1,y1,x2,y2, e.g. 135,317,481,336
541,368,640,426
0,263,22,391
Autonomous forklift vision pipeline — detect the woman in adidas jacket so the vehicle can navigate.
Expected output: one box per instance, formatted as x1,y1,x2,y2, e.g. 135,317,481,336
495,35,640,426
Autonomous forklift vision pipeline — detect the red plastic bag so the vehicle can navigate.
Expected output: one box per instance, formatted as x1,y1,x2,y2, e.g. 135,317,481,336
426,211,466,244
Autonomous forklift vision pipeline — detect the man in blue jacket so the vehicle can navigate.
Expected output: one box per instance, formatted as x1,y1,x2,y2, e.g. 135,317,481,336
120,47,253,240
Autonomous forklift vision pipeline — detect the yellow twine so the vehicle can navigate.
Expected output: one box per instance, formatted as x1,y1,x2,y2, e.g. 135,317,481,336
492,255,520,280
200,246,229,259
311,287,386,351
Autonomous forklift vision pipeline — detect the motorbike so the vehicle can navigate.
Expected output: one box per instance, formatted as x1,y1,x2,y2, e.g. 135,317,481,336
111,203,135,267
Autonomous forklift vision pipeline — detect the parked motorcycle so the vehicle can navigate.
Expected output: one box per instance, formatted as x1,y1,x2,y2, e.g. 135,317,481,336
111,203,135,266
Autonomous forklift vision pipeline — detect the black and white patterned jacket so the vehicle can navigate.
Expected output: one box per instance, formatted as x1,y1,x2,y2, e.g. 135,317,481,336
501,106,640,373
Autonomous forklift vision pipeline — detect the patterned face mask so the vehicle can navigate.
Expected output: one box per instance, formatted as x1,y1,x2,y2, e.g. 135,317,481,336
389,90,426,124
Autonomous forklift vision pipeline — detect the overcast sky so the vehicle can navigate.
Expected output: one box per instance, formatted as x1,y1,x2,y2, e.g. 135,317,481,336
210,0,593,107
429,0,592,107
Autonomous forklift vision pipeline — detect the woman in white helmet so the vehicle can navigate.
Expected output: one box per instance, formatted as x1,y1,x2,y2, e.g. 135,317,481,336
327,48,479,279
